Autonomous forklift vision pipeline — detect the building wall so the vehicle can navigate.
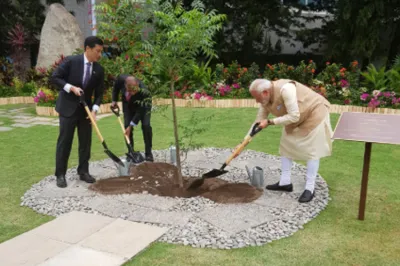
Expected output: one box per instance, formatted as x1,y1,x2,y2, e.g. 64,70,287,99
268,10,332,55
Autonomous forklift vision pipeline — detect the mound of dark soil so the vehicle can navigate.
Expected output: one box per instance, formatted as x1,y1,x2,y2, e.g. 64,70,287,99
89,162,262,204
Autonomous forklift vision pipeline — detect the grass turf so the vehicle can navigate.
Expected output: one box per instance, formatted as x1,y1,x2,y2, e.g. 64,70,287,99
0,104,399,266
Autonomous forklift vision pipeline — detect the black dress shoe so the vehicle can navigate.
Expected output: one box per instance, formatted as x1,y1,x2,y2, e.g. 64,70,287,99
298,189,315,203
145,153,154,162
265,182,293,192
79,173,96,183
56,175,67,188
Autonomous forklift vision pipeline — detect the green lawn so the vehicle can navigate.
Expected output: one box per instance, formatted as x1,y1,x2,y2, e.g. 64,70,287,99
1,104,399,266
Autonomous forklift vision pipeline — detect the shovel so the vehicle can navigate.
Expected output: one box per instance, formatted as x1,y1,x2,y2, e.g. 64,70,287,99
110,104,145,164
187,122,262,190
79,94,125,167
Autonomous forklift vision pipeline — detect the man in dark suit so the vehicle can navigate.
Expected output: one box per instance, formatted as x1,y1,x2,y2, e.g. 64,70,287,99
111,74,153,162
51,36,105,188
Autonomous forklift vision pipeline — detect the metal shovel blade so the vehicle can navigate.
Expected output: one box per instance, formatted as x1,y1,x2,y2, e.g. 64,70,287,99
126,151,145,164
202,169,228,178
186,169,229,190
102,142,125,167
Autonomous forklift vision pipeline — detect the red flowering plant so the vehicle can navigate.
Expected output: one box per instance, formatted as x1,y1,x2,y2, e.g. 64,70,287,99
264,62,285,80
292,60,317,86
309,79,327,98
172,87,214,101
263,60,316,86
315,60,360,105
212,61,257,98
33,88,57,107
358,90,400,109
224,60,241,84
27,54,66,91
238,62,260,88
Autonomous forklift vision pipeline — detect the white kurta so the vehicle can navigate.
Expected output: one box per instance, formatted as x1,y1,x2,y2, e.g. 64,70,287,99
272,83,333,161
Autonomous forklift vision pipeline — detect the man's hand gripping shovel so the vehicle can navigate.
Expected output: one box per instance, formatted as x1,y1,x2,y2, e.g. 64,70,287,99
110,105,144,164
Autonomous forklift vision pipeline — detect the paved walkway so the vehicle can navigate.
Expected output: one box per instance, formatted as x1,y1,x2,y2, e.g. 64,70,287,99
0,107,112,132
0,211,167,266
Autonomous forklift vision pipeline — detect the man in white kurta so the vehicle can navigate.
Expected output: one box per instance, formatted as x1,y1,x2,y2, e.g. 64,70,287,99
247,78,333,203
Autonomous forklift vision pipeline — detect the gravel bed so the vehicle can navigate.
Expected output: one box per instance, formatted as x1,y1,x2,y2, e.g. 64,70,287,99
21,148,331,249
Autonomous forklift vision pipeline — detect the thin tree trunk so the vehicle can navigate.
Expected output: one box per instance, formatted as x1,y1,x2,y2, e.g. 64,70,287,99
170,80,183,188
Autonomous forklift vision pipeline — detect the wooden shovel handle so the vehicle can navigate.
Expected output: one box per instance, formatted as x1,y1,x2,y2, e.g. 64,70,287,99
117,116,131,145
84,106,104,142
225,135,253,166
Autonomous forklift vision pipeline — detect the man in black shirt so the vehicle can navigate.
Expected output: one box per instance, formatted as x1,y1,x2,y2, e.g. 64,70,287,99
111,74,153,161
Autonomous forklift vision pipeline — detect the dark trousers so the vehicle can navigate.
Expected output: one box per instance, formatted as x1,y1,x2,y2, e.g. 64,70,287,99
55,106,92,177
123,109,153,155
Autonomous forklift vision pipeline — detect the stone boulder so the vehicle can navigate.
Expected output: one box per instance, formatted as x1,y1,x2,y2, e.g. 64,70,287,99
36,3,84,69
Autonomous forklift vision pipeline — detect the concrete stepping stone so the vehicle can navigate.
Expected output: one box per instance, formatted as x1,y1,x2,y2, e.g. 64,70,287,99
78,218,168,259
117,194,179,211
31,121,57,126
0,126,13,132
182,150,208,163
253,191,299,211
128,207,192,226
0,232,69,266
196,204,277,236
83,197,138,218
11,123,34,128
12,119,35,124
0,211,167,266
38,246,125,266
30,117,56,122
12,115,33,119
30,211,115,244
8,108,27,113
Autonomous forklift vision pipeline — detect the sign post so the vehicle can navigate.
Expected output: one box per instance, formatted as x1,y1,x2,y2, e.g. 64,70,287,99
332,112,400,220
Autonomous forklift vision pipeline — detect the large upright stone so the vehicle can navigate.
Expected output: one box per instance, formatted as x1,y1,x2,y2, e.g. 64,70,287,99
36,4,84,69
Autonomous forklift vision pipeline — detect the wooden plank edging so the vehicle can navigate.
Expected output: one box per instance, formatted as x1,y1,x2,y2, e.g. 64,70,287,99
0,96,35,105
35,99,400,116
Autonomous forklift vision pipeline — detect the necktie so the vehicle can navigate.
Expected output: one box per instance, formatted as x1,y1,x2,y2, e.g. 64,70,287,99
83,62,91,89
125,92,131,102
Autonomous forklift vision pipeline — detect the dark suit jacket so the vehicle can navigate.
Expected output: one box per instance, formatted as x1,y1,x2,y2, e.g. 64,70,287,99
112,74,152,124
51,54,105,117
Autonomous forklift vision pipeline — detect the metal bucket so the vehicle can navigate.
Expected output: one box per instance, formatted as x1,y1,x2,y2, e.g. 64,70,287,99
245,165,264,188
169,145,177,165
117,158,132,176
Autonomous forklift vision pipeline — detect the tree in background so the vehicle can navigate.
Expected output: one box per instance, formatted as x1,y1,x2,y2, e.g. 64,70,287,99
0,0,18,57
95,0,158,89
297,0,400,69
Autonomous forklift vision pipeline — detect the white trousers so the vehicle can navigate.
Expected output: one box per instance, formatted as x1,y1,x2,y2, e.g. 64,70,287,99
279,157,319,192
